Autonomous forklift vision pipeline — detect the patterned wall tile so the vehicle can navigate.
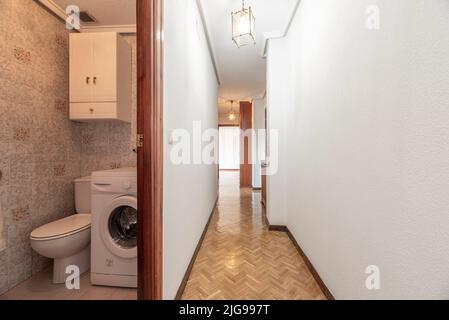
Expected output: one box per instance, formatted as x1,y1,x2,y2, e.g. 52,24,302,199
7,221,32,248
0,0,82,290
9,161,34,184
54,98,68,112
11,206,31,223
7,243,32,288
0,124,9,143
109,162,122,170
13,127,30,142
53,164,66,177
0,251,8,295
0,99,9,140
31,251,50,276
55,33,67,48
0,157,9,187
81,133,93,146
13,47,31,64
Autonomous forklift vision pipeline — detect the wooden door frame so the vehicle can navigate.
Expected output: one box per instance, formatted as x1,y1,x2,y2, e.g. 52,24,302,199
261,107,267,207
218,124,240,128
136,0,164,300
239,101,253,188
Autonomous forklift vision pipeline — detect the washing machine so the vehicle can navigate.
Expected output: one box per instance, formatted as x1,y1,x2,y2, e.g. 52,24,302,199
90,167,137,288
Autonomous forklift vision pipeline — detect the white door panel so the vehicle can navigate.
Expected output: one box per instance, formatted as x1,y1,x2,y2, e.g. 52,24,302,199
70,34,93,102
92,33,117,102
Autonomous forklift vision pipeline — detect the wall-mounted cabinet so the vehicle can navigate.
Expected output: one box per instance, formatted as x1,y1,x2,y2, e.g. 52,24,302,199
69,32,132,122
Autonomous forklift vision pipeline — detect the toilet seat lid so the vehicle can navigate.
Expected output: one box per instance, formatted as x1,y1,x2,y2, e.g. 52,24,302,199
31,214,91,240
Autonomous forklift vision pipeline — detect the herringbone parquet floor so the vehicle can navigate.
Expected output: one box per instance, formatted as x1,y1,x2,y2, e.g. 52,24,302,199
181,171,327,300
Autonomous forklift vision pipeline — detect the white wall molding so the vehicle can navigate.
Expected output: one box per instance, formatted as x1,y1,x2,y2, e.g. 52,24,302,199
261,0,301,58
196,0,221,85
81,25,137,34
37,0,67,20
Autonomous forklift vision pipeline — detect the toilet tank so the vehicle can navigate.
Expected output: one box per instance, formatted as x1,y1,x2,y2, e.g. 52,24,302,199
74,176,91,213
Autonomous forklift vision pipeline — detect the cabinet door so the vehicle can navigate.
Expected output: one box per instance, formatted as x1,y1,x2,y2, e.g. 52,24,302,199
70,34,93,102
92,33,117,102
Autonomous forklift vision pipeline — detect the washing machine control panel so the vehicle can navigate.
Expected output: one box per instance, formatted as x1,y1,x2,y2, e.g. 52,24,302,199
92,177,137,194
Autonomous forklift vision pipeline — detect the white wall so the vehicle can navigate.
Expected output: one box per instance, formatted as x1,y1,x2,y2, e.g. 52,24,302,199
252,97,266,188
266,39,291,225
267,0,449,299
163,0,218,300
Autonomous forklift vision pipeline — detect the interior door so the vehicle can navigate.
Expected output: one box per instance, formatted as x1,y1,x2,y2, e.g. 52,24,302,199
240,101,253,187
92,33,117,102
70,33,93,102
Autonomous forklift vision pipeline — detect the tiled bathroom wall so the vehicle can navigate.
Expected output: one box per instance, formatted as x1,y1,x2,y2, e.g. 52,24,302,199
0,0,81,294
0,1,137,294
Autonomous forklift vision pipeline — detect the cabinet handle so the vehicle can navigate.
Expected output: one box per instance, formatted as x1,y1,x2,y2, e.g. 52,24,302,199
93,77,97,84
86,76,90,84
89,108,94,113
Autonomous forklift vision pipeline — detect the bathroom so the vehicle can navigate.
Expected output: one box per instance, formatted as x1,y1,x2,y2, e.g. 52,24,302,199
0,0,137,298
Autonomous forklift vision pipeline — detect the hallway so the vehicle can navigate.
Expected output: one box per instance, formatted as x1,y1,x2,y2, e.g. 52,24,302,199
181,171,326,300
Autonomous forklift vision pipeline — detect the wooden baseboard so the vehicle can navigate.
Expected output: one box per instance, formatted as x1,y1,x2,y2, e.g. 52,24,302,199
174,197,218,300
268,225,288,232
284,228,335,300
263,214,335,300
262,212,287,232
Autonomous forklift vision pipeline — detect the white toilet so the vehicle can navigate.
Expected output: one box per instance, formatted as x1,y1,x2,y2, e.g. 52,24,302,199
30,176,92,284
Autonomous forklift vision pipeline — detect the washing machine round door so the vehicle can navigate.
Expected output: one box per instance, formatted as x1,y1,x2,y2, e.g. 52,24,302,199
100,196,137,259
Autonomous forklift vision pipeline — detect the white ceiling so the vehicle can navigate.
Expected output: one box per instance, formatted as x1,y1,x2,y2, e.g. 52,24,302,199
52,0,136,26
200,0,298,102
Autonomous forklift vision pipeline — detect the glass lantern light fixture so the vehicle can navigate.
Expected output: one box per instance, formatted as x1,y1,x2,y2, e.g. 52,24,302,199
231,0,256,48
228,100,237,121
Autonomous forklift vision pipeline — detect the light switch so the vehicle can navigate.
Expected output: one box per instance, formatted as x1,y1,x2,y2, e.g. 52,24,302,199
168,130,175,145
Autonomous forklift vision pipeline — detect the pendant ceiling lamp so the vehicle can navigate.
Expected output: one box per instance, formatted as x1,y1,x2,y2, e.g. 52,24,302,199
228,100,237,121
231,0,256,48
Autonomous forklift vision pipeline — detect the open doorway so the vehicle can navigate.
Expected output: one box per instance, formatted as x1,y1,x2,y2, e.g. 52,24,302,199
217,98,267,193
218,125,241,191
219,126,240,171
218,99,241,188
